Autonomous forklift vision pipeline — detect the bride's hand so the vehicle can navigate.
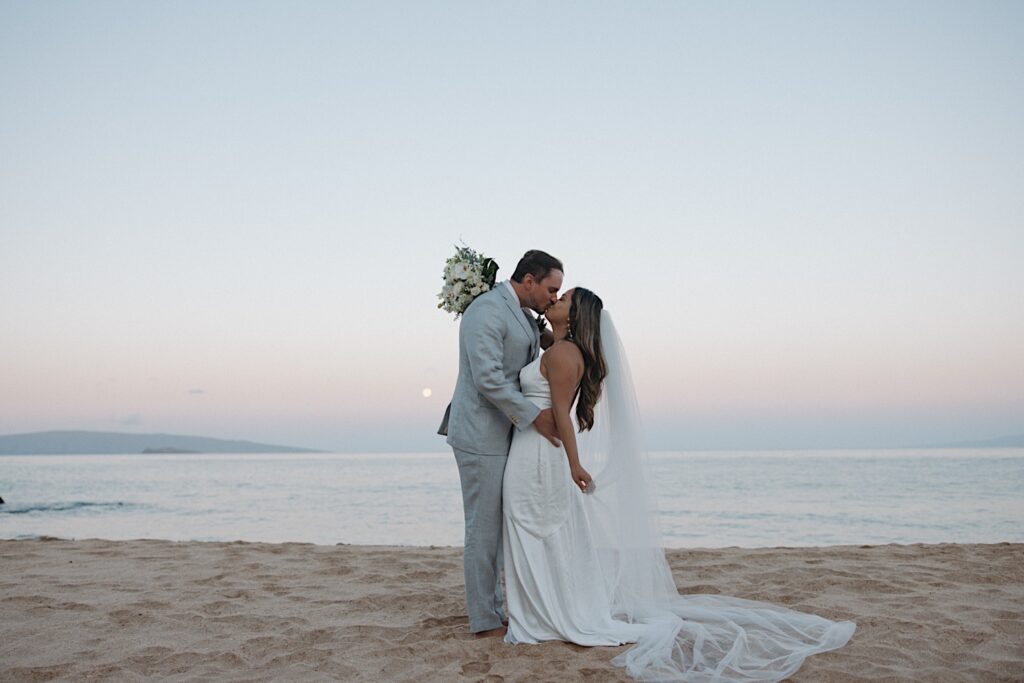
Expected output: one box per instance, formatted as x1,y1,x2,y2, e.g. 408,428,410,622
571,465,592,493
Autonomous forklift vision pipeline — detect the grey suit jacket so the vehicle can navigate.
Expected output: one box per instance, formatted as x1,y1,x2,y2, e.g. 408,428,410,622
438,283,542,456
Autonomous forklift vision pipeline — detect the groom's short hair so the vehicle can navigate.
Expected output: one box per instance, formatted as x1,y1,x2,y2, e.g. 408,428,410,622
511,250,563,283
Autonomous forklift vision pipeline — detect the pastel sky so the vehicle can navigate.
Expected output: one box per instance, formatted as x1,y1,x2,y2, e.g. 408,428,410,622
1,2,1021,451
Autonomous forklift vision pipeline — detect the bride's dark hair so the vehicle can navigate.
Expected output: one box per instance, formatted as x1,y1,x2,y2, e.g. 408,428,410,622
568,287,606,432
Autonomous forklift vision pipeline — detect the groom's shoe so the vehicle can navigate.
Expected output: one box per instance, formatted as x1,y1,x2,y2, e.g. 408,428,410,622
474,626,507,639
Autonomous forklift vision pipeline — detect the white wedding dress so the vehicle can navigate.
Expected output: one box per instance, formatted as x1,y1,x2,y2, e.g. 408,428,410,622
502,313,855,682
504,356,648,647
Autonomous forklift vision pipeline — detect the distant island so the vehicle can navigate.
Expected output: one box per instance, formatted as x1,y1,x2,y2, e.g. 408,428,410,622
921,433,1024,449
0,431,323,455
141,447,199,454
0,429,1020,455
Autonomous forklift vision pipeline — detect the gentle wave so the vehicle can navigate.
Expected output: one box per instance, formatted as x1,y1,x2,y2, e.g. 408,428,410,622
1,501,133,515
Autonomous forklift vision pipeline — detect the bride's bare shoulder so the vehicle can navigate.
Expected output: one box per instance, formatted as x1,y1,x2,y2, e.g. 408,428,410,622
540,341,584,376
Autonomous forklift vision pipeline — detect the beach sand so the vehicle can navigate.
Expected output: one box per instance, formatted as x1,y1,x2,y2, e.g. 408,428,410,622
1,539,1021,682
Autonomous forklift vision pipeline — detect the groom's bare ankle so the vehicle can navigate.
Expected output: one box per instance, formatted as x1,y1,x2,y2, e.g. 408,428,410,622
473,625,507,638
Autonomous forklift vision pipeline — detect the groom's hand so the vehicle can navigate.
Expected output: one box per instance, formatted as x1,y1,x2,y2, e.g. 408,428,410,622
539,328,555,350
532,408,562,448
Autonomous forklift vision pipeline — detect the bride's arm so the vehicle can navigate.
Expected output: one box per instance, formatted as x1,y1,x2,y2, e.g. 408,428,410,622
543,343,593,493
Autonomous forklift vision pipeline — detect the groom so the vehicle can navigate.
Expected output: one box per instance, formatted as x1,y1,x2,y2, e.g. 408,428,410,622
438,249,563,637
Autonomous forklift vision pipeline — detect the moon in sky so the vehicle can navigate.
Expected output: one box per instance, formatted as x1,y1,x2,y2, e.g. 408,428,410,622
422,388,432,398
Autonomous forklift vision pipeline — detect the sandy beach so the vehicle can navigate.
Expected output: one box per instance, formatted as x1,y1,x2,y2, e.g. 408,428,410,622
1,539,1021,682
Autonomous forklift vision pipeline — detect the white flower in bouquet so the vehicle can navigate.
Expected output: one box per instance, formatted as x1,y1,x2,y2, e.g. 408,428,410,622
438,244,499,319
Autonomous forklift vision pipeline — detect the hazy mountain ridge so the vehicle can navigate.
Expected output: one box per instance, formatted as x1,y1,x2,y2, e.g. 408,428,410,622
0,431,323,455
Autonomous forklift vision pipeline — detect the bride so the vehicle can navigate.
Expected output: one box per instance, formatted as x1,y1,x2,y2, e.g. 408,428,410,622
502,287,855,682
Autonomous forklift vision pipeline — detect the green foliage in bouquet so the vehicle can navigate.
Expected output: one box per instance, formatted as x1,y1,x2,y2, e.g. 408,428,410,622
437,244,500,319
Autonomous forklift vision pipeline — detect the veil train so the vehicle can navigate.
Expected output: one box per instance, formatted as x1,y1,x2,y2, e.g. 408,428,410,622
575,311,855,682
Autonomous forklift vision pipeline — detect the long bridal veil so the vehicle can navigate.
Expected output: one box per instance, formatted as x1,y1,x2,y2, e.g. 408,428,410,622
575,311,855,682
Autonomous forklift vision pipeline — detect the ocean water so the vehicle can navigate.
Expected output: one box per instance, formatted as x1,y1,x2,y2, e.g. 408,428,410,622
1,449,1021,548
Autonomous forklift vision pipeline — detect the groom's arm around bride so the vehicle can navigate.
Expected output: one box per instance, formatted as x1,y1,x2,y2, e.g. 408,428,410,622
439,277,563,451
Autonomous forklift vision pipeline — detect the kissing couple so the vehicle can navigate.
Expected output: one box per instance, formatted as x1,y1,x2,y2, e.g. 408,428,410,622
438,250,854,682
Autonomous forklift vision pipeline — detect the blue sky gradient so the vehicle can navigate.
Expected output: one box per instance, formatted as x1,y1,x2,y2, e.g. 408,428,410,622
1,1,1021,450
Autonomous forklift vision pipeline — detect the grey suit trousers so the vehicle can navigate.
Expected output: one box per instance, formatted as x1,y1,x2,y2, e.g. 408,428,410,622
453,448,508,632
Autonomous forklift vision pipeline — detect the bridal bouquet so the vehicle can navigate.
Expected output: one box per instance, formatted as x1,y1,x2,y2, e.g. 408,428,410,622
437,244,499,319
